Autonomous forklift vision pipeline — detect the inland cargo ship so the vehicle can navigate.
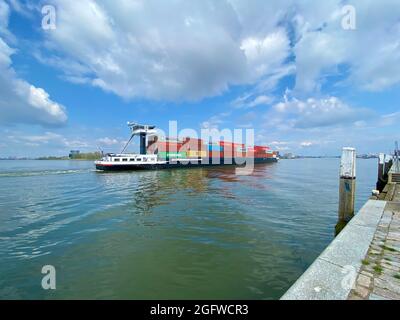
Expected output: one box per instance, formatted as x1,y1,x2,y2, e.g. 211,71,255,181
95,123,278,171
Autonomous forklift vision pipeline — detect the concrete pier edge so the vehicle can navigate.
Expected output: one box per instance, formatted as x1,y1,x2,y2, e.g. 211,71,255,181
281,199,387,300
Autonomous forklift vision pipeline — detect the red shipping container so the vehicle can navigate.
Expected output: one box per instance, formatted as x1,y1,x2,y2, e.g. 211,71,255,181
246,149,255,156
222,149,234,158
220,141,245,148
254,145,270,151
155,141,184,153
222,146,233,152
181,137,205,152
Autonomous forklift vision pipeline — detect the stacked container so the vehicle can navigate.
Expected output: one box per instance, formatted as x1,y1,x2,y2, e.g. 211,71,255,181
207,143,222,159
253,145,271,159
147,137,185,160
147,136,276,162
181,137,206,159
219,141,245,159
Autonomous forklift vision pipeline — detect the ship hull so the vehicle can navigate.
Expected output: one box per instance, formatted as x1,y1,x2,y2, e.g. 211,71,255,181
95,157,278,171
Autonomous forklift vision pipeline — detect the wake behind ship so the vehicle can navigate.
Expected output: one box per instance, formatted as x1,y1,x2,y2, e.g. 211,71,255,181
95,123,278,171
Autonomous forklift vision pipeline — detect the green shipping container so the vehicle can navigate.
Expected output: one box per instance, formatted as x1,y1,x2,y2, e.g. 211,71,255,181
158,152,187,159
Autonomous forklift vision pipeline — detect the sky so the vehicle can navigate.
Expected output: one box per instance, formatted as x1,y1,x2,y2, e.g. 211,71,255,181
0,0,399,157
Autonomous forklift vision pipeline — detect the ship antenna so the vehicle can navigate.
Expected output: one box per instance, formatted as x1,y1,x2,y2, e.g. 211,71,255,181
96,145,104,156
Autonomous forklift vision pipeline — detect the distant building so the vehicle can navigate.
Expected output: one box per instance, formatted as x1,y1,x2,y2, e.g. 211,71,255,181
69,150,80,159
357,153,379,159
281,153,296,159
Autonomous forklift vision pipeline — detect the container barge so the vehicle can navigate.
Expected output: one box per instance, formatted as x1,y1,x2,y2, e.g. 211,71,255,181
95,123,278,171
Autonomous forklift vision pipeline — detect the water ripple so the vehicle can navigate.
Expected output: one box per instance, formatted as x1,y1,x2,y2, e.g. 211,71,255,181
0,159,377,299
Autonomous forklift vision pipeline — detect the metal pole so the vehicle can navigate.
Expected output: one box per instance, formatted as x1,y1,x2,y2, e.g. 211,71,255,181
336,147,356,235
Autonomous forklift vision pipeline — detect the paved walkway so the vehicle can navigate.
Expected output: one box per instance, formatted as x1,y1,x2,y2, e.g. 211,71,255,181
348,184,400,300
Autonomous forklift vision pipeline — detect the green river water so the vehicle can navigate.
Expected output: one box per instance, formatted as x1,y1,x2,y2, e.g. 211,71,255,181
0,158,376,299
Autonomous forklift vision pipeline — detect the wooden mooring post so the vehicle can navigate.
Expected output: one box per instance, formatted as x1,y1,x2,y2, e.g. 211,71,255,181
376,153,385,192
336,147,356,235
385,154,393,177
376,154,393,192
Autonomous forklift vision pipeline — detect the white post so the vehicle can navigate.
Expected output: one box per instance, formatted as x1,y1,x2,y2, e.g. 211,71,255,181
337,148,356,234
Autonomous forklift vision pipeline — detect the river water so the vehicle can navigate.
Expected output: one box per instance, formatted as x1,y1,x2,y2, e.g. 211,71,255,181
0,158,376,299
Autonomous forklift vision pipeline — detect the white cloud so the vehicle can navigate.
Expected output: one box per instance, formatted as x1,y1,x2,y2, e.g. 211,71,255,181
248,95,274,107
97,137,120,146
234,94,274,109
270,96,373,129
2,0,400,159
34,0,292,101
201,116,224,130
21,132,62,143
0,0,10,34
300,141,313,147
6,0,36,17
0,36,67,126
241,29,290,79
26,85,66,120
294,30,348,92
293,0,400,93
6,131,89,149
269,141,289,146
6,0,399,104
268,141,291,151
379,111,400,127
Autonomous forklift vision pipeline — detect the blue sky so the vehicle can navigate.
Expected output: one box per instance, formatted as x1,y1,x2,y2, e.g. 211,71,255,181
0,0,399,157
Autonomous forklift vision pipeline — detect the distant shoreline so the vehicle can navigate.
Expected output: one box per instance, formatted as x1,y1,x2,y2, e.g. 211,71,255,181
0,156,378,161
281,156,378,160
0,151,103,161
0,158,97,161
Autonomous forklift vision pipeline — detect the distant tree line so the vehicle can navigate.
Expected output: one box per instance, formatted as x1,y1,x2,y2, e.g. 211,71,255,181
36,152,102,160
37,156,70,160
69,152,102,160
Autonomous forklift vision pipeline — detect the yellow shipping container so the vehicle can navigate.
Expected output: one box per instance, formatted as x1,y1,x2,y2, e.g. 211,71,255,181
187,150,207,157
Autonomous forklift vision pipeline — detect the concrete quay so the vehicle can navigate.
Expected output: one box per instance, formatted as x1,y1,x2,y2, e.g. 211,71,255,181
282,156,400,300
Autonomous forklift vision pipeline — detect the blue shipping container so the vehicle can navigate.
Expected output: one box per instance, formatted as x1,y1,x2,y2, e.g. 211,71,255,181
208,145,223,151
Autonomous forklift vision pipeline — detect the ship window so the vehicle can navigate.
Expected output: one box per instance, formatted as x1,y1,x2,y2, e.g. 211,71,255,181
114,158,120,162
130,159,135,162
137,158,142,161
122,158,128,162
